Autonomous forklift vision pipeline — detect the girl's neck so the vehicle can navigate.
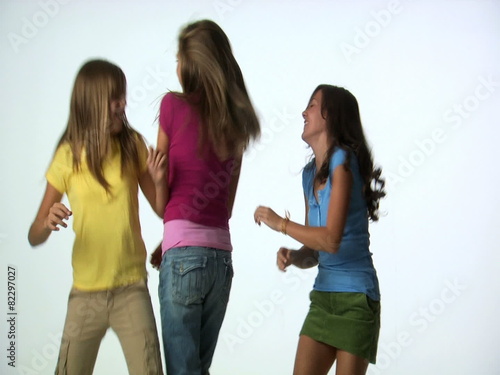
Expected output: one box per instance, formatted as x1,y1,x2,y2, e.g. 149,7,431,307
310,139,329,171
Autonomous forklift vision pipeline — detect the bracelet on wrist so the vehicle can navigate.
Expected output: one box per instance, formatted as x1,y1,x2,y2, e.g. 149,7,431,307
281,210,290,235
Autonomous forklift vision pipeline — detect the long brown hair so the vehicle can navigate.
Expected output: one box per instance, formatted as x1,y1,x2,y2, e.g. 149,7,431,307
176,19,260,159
57,59,141,192
311,84,385,221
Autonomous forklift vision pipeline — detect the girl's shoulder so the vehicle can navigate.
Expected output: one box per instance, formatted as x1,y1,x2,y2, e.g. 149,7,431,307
160,91,189,122
161,91,185,107
48,142,76,173
53,142,74,162
329,146,359,172
129,128,143,142
329,147,361,178
55,141,71,152
330,147,348,165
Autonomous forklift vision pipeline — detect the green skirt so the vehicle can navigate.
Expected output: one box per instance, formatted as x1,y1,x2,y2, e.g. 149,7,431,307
300,290,380,364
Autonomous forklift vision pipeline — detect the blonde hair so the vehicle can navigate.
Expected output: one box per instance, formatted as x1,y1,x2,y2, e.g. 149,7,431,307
177,19,260,159
57,59,141,192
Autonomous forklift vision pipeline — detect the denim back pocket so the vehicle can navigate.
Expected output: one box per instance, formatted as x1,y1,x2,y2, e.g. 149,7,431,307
171,256,209,305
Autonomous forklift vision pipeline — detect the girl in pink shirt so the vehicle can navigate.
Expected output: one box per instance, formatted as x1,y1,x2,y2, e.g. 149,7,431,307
153,20,260,375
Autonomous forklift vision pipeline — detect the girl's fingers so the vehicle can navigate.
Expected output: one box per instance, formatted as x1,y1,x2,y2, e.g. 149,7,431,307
147,148,167,170
277,248,289,270
48,215,66,229
254,206,267,223
159,154,167,167
46,203,72,230
156,153,167,169
53,202,72,217
46,221,57,231
51,207,70,220
46,218,63,231
147,147,154,163
156,150,164,163
277,258,287,271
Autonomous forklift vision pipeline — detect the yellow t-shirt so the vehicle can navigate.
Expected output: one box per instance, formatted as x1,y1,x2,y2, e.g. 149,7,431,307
46,135,148,291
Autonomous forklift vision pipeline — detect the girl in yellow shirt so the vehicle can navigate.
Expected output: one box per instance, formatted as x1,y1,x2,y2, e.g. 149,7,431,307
28,59,166,375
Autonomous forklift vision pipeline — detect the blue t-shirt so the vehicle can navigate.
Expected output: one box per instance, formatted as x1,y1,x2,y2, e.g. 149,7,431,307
302,147,380,301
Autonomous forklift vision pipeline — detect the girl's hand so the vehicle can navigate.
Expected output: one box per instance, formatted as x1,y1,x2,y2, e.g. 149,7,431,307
150,243,163,271
254,206,282,232
277,247,294,271
44,203,72,231
147,147,167,186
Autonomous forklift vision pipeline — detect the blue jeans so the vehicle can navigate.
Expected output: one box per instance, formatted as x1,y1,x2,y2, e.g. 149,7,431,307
158,247,233,375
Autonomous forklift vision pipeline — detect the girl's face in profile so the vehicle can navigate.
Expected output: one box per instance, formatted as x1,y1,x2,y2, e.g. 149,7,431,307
109,94,126,135
301,90,327,145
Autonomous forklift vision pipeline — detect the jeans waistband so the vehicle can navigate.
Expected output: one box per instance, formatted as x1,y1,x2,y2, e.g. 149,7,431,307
165,246,231,258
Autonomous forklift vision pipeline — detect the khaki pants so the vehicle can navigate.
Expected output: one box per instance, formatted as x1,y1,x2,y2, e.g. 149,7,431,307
55,280,163,375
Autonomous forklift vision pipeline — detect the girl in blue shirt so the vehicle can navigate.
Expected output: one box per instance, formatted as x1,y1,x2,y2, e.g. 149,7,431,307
255,84,385,375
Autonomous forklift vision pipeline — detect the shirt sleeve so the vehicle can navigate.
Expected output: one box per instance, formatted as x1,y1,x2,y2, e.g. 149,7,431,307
329,148,348,176
45,145,72,194
135,133,149,174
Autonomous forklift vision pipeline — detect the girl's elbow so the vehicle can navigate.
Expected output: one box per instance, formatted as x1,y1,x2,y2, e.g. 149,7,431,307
27,227,40,247
27,237,36,247
321,244,339,254
27,234,42,247
155,203,167,219
326,244,340,254
322,235,341,254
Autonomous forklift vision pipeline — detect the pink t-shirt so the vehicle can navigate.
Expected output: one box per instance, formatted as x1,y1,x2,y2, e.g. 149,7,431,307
160,92,235,251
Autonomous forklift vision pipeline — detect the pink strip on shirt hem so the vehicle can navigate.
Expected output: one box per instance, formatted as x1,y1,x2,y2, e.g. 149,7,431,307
162,219,233,255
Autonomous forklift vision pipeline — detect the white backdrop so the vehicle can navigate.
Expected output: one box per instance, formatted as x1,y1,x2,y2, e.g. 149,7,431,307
1,0,499,374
